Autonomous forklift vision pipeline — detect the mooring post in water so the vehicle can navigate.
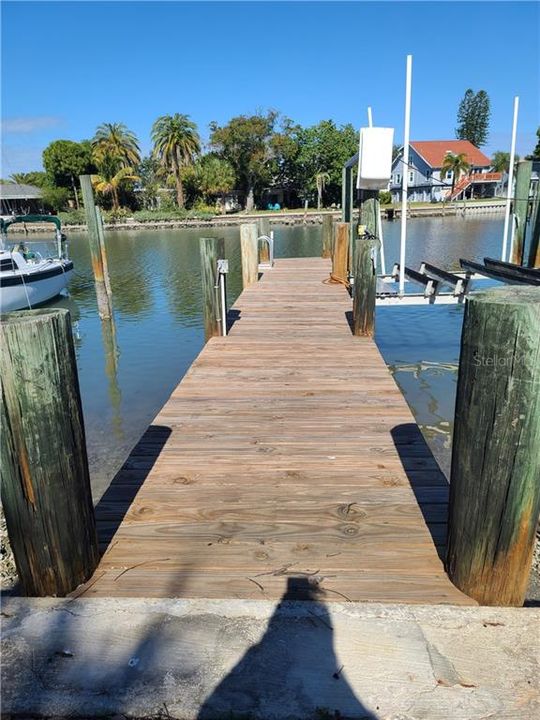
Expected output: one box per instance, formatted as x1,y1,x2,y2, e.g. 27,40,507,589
352,190,379,336
258,218,271,264
446,286,540,605
321,214,333,259
0,309,99,596
511,160,533,265
331,222,349,284
528,181,540,268
200,237,225,342
240,223,258,288
79,174,113,319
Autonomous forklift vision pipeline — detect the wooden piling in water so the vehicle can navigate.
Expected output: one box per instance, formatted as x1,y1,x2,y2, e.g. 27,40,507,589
446,286,540,606
511,160,533,265
200,237,225,342
321,214,333,259
240,223,259,288
352,233,379,337
332,222,349,284
528,181,540,268
0,308,99,596
258,218,271,264
80,175,113,319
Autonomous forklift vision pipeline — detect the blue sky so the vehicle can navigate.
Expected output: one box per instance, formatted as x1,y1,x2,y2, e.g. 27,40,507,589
2,1,539,174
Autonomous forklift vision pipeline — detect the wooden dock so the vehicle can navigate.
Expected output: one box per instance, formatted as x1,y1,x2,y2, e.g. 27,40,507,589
79,257,474,604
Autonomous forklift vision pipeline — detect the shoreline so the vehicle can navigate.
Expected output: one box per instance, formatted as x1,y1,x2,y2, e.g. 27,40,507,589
7,200,506,233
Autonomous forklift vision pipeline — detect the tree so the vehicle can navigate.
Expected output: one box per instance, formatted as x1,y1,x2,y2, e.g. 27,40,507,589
210,111,278,210
191,154,235,203
92,123,140,168
315,171,330,210
294,121,357,205
92,154,138,210
525,127,540,160
491,151,520,173
9,171,48,187
152,114,200,208
441,152,470,195
456,89,490,147
42,140,95,208
41,185,70,212
137,155,163,210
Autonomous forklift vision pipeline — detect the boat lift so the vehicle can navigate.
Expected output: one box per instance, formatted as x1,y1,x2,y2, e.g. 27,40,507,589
350,56,533,307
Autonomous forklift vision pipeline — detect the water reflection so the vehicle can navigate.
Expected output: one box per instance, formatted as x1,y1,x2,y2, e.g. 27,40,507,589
57,215,503,497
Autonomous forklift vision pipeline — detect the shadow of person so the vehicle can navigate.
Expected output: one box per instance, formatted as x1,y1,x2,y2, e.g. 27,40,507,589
198,577,377,720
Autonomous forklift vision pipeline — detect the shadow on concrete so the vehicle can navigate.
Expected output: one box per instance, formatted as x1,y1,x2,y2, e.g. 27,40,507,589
390,423,449,562
197,577,377,720
94,424,171,553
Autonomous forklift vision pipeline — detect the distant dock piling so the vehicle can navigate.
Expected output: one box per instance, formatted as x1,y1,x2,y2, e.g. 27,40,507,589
446,286,540,605
0,309,99,596
321,215,333,259
511,160,533,265
332,222,349,284
240,223,259,288
80,175,113,319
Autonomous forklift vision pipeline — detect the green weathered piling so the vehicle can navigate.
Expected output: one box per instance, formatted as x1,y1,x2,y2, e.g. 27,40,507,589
352,232,379,337
200,237,225,342
511,160,533,265
80,175,113,319
446,286,540,605
1,309,99,596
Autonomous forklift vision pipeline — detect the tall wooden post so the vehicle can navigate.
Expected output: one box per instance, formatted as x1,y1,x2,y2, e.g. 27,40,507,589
258,217,270,264
96,207,113,298
352,232,379,337
528,183,540,268
80,175,113,319
0,309,99,596
332,222,349,283
321,214,333,259
511,161,533,265
200,237,225,342
446,286,540,605
240,223,259,288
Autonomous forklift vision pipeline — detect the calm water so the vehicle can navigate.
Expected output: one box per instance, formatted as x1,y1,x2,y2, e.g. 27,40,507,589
42,214,504,498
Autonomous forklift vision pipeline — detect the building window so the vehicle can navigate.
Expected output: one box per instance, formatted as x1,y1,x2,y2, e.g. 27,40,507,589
396,174,401,184
446,170,453,180
408,171,414,183
426,170,432,178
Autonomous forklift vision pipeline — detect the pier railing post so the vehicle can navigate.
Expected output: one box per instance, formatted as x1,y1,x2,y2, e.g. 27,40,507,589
258,218,271,264
321,214,333,259
240,223,259,288
200,237,225,342
0,308,99,596
446,286,540,605
79,175,113,319
332,222,349,283
528,181,540,268
511,160,533,265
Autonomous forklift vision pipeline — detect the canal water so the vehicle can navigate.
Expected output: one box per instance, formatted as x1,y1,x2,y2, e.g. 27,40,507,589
43,214,504,499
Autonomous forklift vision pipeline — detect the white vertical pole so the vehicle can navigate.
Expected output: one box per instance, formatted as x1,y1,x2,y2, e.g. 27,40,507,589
367,106,373,128
399,54,412,295
502,96,519,262
377,206,387,275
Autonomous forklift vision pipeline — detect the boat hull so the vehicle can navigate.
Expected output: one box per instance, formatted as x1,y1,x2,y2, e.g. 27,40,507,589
0,265,74,312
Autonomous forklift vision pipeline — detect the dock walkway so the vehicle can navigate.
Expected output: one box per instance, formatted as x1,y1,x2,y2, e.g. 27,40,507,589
81,257,473,604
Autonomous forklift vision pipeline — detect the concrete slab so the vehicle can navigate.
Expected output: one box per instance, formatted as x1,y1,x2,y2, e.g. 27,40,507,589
1,597,538,720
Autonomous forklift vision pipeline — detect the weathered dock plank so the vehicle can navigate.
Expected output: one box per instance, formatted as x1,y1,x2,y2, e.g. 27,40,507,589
79,257,474,604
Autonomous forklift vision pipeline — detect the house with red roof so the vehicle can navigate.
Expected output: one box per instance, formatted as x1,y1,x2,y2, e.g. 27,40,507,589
389,139,503,203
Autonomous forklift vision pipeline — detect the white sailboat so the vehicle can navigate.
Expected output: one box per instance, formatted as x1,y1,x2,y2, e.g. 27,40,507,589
0,215,74,313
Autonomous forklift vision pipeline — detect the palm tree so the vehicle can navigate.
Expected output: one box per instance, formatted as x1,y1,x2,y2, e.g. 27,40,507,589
92,154,138,210
440,152,470,195
315,171,330,210
92,123,140,169
152,114,200,208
